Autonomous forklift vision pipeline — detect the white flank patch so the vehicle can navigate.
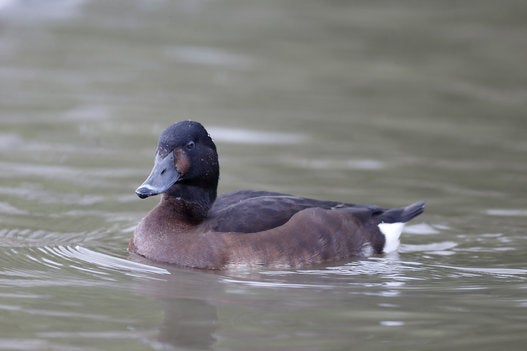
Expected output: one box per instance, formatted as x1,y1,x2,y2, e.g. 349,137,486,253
378,222,405,253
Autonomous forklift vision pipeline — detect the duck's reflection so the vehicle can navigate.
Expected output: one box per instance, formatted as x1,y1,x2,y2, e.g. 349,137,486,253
157,297,217,350
130,263,232,350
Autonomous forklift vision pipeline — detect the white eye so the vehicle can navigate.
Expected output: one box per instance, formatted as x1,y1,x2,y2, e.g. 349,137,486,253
186,141,195,150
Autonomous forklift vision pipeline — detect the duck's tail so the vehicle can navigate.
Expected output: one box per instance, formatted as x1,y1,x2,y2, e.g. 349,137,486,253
381,201,426,224
377,201,426,253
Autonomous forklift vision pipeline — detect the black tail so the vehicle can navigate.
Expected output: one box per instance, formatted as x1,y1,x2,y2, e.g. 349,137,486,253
380,201,426,223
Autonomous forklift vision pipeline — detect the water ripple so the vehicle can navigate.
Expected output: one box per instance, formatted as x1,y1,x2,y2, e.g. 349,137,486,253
166,45,254,69
209,126,306,145
486,209,527,217
432,265,527,279
400,241,458,254
0,228,109,247
55,246,169,276
288,158,386,171
0,249,167,291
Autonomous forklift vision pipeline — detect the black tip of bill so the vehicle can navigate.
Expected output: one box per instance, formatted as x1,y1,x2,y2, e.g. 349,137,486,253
135,186,157,199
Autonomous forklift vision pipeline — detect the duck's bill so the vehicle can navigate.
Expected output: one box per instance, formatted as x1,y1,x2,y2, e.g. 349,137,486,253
135,152,180,199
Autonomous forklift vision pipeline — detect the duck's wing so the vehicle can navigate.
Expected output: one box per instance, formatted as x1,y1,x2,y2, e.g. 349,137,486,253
210,190,285,209
208,190,370,233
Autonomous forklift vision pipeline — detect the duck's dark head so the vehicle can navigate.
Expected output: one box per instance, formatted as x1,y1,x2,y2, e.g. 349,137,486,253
135,121,219,211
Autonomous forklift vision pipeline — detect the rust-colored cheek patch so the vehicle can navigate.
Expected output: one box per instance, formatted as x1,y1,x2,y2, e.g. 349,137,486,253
173,148,190,175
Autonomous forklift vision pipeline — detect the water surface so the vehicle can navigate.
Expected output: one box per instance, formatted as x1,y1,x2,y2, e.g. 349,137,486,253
0,0,526,350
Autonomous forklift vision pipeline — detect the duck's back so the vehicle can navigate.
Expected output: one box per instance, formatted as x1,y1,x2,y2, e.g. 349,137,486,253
208,190,385,234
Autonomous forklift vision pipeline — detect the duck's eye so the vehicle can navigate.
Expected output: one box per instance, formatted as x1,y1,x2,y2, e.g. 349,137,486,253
185,141,195,150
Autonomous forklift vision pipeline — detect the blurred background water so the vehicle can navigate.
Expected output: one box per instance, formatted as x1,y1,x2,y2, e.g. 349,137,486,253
0,0,526,350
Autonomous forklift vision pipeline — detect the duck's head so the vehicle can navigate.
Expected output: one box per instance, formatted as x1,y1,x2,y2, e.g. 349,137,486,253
135,121,219,202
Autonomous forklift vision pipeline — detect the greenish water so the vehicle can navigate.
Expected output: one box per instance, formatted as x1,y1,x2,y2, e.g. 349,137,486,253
0,0,526,350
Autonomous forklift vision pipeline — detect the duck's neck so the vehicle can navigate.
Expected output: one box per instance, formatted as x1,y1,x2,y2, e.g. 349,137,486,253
162,184,216,223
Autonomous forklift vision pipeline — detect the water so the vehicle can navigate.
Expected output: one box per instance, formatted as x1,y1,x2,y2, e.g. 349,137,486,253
1,0,526,350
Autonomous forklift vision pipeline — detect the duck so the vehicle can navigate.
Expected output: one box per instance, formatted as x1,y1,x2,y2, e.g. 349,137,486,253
130,120,426,269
